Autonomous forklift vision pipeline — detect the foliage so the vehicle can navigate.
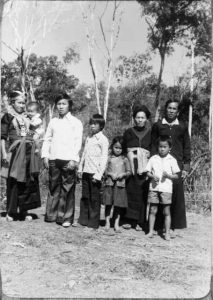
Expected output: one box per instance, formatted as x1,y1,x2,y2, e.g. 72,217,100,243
114,52,152,84
1,53,79,107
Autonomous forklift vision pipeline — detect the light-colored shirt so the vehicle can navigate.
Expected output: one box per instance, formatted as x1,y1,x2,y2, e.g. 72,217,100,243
78,131,109,181
41,112,83,162
105,155,131,187
162,118,179,126
145,153,180,193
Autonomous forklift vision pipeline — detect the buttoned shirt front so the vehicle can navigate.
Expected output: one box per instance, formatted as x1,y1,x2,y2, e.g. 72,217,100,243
78,131,109,181
146,153,180,193
41,112,83,162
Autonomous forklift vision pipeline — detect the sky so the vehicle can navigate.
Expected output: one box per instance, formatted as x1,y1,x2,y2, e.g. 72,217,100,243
2,0,192,87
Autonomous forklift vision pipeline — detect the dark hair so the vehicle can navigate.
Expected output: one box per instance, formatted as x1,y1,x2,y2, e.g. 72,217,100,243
110,136,124,154
132,105,151,119
55,93,73,111
89,113,105,130
26,102,40,113
9,90,26,103
157,135,172,148
165,99,180,111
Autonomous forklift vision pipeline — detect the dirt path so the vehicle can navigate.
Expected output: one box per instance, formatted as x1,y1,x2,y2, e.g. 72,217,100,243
0,201,211,298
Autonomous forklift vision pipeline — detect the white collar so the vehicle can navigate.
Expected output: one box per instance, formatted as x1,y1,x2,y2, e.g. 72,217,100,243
59,112,72,120
162,118,179,126
92,131,103,140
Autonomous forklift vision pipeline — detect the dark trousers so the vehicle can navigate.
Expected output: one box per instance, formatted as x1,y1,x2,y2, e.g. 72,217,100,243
7,143,41,215
45,159,76,224
78,172,101,229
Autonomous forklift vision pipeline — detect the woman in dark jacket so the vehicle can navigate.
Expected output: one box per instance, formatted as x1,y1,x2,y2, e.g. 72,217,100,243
1,91,41,221
122,105,151,231
151,99,191,231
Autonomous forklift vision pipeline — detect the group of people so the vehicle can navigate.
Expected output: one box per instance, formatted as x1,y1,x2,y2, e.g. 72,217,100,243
1,90,191,241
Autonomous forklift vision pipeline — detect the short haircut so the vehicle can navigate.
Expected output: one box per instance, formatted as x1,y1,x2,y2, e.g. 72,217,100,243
132,105,151,119
26,102,40,112
165,99,180,111
89,113,105,130
110,136,124,153
55,93,73,111
157,135,172,148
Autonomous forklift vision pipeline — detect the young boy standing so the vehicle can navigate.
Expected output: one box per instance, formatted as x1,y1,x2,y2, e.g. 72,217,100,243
146,135,180,240
77,114,109,229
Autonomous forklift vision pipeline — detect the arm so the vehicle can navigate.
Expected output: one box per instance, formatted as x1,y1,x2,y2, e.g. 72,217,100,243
41,120,53,168
1,139,7,161
147,171,160,183
182,124,191,172
78,137,88,174
69,120,83,166
117,157,131,180
162,171,178,180
93,136,109,181
1,113,11,161
150,123,159,156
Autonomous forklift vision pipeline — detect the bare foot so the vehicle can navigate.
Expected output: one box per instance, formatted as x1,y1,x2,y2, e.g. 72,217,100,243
105,223,110,231
146,232,154,238
165,233,171,241
6,214,14,222
114,226,121,233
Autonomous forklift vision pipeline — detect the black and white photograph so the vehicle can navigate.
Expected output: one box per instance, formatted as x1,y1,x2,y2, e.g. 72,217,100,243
0,0,212,298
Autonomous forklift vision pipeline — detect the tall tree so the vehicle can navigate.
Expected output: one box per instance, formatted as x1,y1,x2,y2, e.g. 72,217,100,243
2,0,67,99
137,0,200,121
79,1,123,120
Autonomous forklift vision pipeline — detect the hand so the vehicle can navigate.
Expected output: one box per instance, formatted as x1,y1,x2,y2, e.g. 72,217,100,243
162,171,170,179
43,157,49,169
67,160,76,170
111,173,118,181
92,177,98,184
117,173,125,180
181,170,188,179
77,172,82,180
153,175,160,183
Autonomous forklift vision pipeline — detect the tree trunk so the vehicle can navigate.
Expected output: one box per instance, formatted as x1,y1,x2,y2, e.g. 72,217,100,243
188,41,195,137
0,0,4,104
154,50,166,122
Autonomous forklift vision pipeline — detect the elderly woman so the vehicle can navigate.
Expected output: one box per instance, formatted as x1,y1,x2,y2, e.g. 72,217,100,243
122,105,151,231
1,91,41,221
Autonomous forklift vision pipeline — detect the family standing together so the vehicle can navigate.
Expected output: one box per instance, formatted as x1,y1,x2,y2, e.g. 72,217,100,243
1,91,191,240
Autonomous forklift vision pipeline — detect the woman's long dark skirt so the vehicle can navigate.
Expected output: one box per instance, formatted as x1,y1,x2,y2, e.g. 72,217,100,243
7,143,41,215
124,173,149,227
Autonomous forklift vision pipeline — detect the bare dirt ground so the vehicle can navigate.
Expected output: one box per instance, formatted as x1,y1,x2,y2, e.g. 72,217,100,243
0,185,212,299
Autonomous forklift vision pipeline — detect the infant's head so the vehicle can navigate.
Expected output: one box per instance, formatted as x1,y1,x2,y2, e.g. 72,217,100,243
26,102,40,119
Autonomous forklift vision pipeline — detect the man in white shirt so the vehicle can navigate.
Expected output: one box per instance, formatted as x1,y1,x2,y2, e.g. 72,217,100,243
41,93,83,227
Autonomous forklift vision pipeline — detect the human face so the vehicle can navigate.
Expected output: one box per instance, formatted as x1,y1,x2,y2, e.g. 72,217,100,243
56,99,69,117
27,106,37,119
158,141,171,158
112,142,122,157
90,122,101,135
134,111,147,127
166,102,179,122
12,97,25,114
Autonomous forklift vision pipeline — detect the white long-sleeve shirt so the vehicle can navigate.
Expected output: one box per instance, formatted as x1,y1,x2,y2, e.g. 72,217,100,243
41,112,83,162
78,131,109,181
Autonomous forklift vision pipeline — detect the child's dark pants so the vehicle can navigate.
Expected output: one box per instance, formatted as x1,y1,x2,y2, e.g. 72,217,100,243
78,172,101,229
45,159,76,224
